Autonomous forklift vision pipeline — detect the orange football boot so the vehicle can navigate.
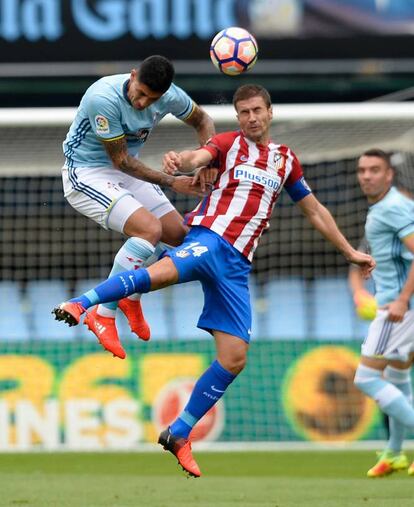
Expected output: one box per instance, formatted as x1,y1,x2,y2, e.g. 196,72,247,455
118,298,151,341
158,428,201,478
84,307,126,359
52,301,86,326
367,453,394,478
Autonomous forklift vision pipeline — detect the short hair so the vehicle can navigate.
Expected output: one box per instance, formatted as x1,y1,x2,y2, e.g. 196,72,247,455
361,148,392,167
138,55,175,93
232,84,272,110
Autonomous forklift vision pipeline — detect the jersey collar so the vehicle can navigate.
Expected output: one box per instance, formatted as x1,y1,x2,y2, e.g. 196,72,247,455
122,79,132,106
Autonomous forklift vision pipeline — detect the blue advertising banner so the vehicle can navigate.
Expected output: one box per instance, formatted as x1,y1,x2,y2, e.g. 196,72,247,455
1,1,414,65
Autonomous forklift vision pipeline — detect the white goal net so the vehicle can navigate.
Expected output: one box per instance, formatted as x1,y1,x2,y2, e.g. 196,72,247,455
0,103,413,450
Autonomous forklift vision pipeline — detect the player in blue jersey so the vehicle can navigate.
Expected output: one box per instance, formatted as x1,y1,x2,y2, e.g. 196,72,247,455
54,84,375,477
352,149,414,477
62,55,215,357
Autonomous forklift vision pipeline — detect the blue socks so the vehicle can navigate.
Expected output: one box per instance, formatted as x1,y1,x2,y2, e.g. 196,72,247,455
70,268,151,309
170,360,236,439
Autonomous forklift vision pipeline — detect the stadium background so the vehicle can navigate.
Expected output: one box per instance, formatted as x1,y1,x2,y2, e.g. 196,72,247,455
1,0,414,454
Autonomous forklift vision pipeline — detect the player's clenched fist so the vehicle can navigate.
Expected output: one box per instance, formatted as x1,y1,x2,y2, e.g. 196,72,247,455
163,151,182,174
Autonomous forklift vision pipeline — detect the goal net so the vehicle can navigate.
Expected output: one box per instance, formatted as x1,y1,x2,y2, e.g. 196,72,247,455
1,103,413,450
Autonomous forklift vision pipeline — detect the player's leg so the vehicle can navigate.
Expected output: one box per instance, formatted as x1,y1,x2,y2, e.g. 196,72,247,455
159,331,248,478
53,256,179,357
168,331,247,438
354,310,414,476
61,168,159,345
158,209,188,247
361,358,412,477
115,181,186,338
383,360,412,470
158,230,251,477
54,227,207,328
108,203,162,340
354,311,414,430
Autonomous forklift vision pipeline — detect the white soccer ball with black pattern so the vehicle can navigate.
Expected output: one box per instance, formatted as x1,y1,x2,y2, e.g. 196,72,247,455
210,27,258,76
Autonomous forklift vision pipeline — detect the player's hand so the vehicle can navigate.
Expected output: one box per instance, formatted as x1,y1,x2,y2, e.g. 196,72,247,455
385,299,408,322
192,166,218,193
163,151,182,175
348,251,376,279
171,175,205,197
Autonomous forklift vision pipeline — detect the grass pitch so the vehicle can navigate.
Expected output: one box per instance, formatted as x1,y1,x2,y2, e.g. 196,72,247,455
1,450,413,507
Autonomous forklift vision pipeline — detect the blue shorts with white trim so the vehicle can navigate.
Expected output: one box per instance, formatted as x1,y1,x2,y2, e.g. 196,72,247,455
167,226,252,343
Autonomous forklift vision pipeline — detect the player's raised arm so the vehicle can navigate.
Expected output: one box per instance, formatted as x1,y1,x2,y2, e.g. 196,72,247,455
297,193,376,278
183,104,215,146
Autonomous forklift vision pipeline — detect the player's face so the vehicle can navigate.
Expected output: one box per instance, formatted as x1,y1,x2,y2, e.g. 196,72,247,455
127,69,163,110
236,96,273,143
357,156,393,203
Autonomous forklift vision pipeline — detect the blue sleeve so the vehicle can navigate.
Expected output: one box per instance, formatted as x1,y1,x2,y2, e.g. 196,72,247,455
284,176,312,202
381,198,414,239
86,93,124,141
165,83,195,120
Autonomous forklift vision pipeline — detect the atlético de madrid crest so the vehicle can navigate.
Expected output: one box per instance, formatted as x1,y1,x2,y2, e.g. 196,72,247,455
273,153,284,170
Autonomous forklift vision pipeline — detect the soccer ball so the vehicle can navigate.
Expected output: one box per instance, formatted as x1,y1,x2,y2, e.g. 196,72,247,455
210,27,258,76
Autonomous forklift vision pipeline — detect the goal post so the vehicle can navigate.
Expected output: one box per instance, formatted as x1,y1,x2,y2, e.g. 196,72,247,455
0,103,413,450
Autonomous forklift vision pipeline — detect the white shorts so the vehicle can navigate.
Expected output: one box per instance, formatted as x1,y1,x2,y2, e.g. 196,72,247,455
62,166,175,233
361,308,414,361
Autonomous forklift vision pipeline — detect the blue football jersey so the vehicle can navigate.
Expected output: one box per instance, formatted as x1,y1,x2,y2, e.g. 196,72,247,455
63,74,194,169
365,186,414,307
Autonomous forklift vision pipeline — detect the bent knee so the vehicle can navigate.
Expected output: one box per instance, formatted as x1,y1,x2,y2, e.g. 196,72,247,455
220,354,247,376
125,215,162,245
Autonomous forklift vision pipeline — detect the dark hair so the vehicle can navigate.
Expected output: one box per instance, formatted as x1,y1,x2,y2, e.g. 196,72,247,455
232,84,272,109
362,148,392,167
138,55,175,93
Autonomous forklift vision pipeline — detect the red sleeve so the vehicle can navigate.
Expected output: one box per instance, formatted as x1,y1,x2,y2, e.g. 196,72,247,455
198,131,239,164
284,150,304,187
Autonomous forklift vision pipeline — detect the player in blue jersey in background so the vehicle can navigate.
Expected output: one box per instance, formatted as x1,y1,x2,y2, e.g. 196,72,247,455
62,55,215,358
353,149,414,477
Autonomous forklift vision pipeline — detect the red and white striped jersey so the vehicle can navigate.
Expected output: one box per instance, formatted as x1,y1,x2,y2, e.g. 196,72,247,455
184,130,310,262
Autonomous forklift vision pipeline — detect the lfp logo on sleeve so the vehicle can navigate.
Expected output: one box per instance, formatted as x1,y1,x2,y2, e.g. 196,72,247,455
95,115,110,135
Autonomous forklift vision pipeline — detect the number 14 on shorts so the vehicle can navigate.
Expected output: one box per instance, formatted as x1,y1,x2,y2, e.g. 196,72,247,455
176,242,208,258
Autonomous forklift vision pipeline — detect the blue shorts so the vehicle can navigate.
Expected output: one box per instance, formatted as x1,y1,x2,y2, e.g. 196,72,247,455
167,226,252,342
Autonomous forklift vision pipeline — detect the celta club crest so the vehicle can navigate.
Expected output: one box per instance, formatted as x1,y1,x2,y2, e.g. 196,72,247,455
126,256,144,265
135,128,150,142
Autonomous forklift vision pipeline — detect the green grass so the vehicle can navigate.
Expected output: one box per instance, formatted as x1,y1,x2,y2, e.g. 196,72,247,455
1,451,413,507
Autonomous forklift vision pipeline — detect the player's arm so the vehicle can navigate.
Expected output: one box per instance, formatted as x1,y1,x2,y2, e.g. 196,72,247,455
348,239,377,319
297,193,376,277
103,137,204,197
182,104,215,146
163,147,216,192
163,148,214,174
387,234,414,322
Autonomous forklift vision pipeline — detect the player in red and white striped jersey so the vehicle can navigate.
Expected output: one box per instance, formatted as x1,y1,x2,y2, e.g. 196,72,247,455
54,84,375,477
184,130,304,261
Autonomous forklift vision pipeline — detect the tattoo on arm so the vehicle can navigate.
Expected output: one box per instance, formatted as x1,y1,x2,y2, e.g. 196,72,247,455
103,137,174,187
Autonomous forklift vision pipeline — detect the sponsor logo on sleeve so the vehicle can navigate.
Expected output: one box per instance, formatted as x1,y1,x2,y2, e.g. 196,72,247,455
95,115,110,134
